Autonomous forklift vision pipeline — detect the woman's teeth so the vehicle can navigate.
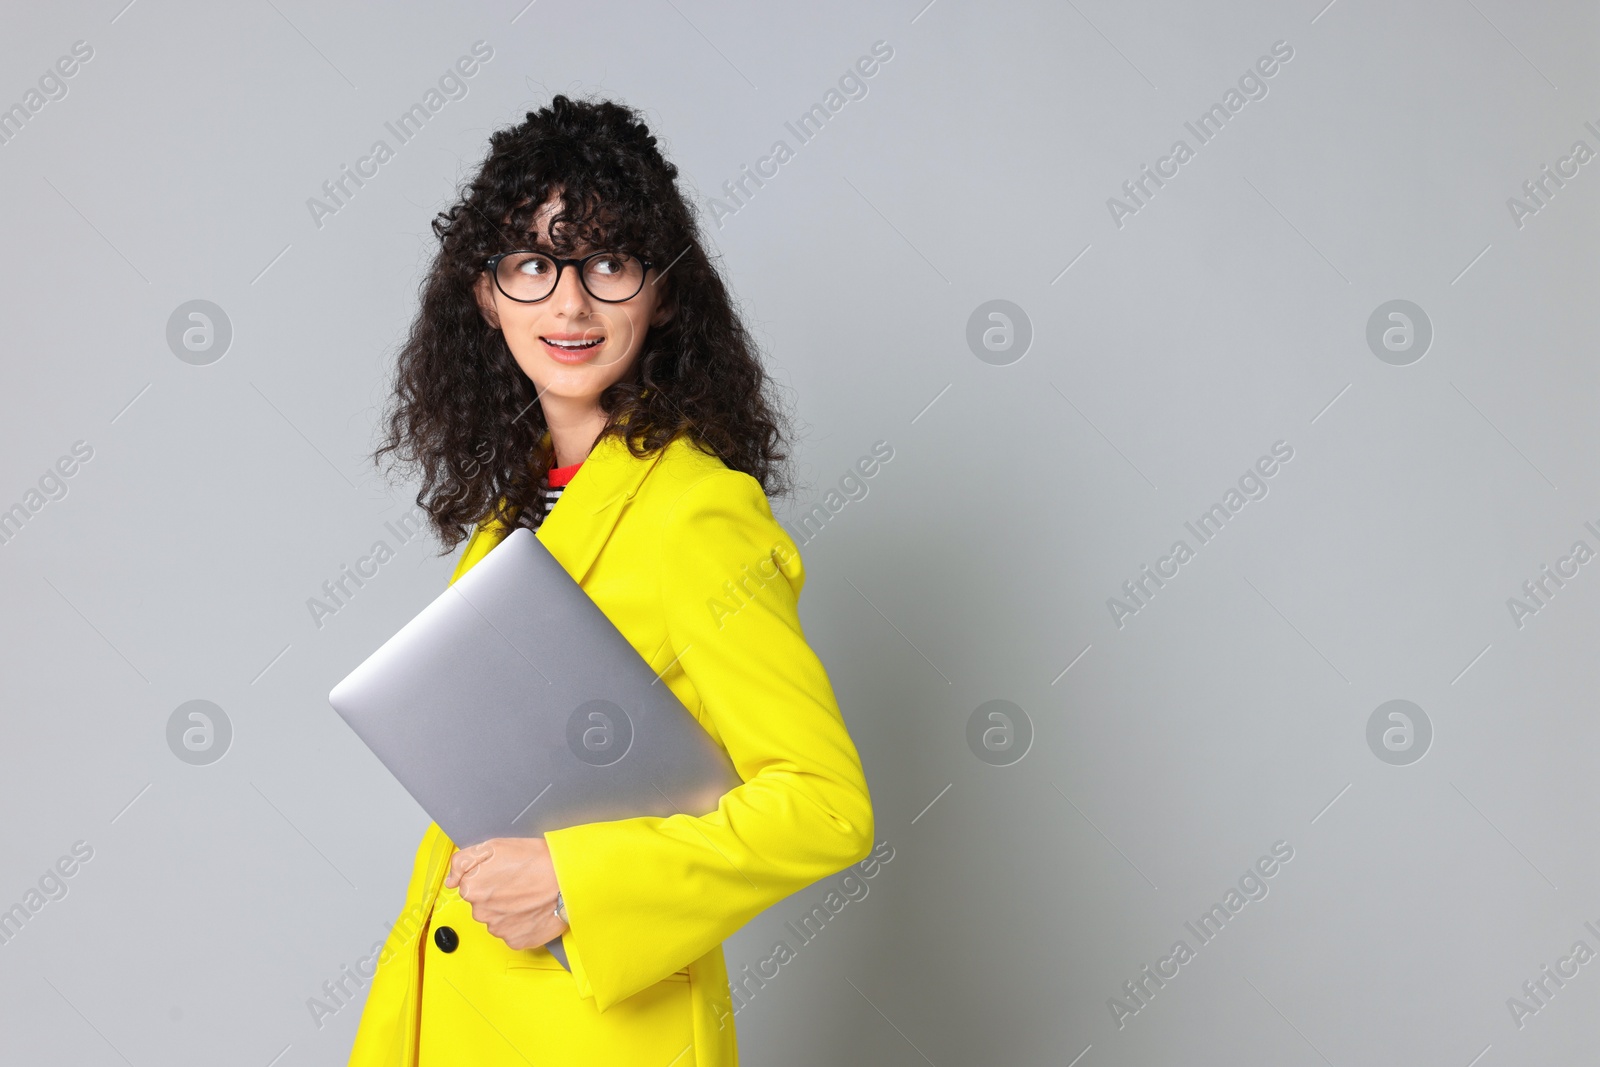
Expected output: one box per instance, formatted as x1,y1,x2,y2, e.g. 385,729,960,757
544,338,602,350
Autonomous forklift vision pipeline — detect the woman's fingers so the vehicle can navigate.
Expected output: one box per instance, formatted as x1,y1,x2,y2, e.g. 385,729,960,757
443,839,498,887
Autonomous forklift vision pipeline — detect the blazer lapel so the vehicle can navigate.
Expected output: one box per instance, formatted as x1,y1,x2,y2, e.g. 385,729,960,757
535,427,665,586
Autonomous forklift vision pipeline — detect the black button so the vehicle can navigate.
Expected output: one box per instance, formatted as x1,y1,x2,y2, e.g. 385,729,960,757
434,925,459,953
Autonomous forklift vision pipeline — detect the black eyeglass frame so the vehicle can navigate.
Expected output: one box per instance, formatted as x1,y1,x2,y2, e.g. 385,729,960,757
483,249,656,304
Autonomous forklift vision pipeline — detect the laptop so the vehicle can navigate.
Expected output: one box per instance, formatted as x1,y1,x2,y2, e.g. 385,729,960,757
328,524,742,968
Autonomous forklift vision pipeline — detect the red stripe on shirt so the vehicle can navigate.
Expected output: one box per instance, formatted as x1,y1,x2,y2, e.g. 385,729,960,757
547,460,583,487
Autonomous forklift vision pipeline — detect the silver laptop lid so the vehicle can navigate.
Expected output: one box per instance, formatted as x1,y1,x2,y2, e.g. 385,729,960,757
328,526,740,849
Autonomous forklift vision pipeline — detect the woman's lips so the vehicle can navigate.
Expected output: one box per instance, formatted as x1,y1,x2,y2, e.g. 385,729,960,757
540,336,605,363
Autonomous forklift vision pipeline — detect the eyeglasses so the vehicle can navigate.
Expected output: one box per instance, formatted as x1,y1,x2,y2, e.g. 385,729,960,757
484,249,654,303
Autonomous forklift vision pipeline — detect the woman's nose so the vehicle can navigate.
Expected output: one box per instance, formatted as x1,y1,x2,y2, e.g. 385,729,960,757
549,263,594,311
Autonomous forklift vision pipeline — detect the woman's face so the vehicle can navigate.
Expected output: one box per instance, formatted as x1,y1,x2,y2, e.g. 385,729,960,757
473,193,671,406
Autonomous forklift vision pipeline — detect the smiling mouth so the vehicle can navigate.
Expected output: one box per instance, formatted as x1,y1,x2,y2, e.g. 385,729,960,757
540,336,604,351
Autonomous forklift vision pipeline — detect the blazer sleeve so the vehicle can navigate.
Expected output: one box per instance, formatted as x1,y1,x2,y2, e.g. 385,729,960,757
541,468,875,1011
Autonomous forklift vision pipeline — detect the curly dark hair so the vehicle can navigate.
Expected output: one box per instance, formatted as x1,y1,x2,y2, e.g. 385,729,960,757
371,93,795,554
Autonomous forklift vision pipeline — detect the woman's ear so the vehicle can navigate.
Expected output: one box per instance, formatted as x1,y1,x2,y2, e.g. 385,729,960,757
472,273,502,330
650,298,675,329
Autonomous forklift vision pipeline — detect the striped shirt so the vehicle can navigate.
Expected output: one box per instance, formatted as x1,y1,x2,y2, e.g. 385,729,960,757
514,458,584,532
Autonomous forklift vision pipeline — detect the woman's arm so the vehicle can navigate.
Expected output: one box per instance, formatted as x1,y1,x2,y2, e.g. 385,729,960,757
542,468,875,1011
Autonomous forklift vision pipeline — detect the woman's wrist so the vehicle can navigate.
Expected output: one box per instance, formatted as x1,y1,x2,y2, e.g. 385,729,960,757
554,889,568,926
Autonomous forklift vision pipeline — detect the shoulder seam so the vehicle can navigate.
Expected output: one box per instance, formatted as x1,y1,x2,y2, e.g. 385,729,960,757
663,468,757,529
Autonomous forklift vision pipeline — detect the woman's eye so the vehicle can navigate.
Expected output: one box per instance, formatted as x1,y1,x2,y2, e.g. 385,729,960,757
592,256,621,275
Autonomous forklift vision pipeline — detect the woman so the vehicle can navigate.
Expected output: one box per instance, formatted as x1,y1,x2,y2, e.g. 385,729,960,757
350,95,874,1065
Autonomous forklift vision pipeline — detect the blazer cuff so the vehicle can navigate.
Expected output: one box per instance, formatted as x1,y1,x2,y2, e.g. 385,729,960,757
560,925,596,1002
546,827,599,1003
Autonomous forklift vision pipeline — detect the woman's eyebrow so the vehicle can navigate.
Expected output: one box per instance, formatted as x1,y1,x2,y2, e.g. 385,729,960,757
526,241,608,256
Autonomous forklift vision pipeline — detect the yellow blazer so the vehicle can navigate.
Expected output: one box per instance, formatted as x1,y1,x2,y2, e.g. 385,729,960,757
347,428,875,1065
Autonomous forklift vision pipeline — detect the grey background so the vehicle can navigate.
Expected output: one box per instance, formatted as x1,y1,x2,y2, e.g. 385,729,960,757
1,0,1596,1063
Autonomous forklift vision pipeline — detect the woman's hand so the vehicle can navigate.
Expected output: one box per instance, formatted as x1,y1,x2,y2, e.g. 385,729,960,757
444,837,570,950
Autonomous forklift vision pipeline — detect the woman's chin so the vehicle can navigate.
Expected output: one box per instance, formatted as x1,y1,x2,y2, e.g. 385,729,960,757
524,364,630,400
